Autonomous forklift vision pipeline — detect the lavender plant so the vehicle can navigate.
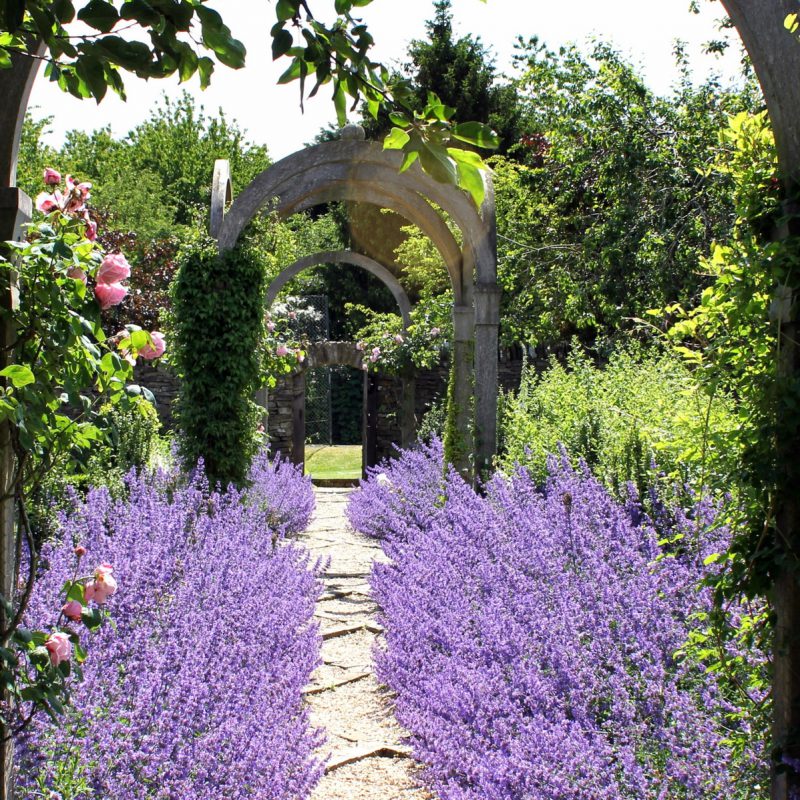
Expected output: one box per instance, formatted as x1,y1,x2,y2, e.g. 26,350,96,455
16,452,322,799
352,443,768,799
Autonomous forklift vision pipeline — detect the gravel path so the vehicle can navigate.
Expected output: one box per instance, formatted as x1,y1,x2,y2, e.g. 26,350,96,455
300,487,430,800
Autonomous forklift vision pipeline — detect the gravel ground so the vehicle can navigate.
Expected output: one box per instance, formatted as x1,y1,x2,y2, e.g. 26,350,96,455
300,488,431,800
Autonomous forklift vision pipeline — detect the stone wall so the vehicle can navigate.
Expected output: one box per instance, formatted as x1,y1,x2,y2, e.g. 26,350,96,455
132,362,180,430
134,352,528,463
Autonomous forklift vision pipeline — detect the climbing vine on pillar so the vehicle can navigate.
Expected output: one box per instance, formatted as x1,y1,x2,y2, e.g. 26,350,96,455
170,239,267,487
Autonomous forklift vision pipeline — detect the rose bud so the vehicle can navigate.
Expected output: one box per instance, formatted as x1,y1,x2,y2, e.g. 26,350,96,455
61,600,83,622
43,168,61,186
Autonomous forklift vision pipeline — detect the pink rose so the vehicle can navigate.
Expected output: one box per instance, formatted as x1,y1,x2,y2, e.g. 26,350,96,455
61,600,83,622
369,352,379,363
139,331,166,360
35,191,59,215
356,341,365,351
295,349,305,363
43,168,61,186
45,632,72,666
430,327,440,337
266,321,275,332
288,311,297,320
95,282,128,310
74,545,87,557
276,344,290,357
394,334,404,344
67,267,88,285
85,563,117,605
84,217,98,242
96,253,131,284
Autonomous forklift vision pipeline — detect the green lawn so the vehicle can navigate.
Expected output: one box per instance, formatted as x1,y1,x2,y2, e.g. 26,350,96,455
304,444,362,479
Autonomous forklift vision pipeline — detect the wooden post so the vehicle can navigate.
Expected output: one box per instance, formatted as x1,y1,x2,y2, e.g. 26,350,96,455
363,372,378,472
290,371,305,468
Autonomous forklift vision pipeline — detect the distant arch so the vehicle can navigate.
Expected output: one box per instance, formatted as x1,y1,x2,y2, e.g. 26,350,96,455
265,250,412,328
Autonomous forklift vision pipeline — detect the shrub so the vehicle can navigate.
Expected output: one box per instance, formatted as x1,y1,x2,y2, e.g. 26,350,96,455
170,238,267,487
17,452,322,800
351,444,767,799
499,344,739,501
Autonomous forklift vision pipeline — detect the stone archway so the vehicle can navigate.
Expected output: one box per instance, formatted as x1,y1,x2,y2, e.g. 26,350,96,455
265,249,413,328
257,247,417,471
212,131,498,478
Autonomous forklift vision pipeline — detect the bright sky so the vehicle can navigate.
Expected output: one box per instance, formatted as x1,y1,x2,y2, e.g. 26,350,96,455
26,0,745,161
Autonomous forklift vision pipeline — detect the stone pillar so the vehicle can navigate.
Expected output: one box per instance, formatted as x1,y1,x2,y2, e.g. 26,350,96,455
473,283,501,480
451,304,474,480
290,371,305,467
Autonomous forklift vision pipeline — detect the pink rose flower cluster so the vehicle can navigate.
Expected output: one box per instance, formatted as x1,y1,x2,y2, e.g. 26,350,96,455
36,169,96,240
45,562,119,667
94,252,130,310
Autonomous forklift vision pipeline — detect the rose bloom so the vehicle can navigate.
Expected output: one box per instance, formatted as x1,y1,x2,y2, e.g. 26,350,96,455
356,341,365,351
95,281,128,310
43,168,61,186
85,563,118,605
267,321,275,332
430,327,441,337
139,331,166,361
61,600,83,622
295,349,305,363
276,344,290,357
96,252,131,284
45,632,72,666
35,191,60,215
394,334,404,344
66,267,87,285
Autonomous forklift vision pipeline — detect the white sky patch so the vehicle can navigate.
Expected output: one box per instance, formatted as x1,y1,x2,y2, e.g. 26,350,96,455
27,0,746,162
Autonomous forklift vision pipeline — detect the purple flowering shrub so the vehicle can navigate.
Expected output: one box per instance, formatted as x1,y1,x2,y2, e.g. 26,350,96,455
355,445,767,799
246,449,315,536
346,438,446,542
17,455,322,799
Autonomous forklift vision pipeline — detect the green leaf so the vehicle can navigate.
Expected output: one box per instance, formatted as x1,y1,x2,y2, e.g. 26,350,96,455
196,5,246,69
383,127,410,151
277,56,303,84
451,122,500,150
334,0,351,13
120,0,160,26
276,0,299,21
416,140,457,185
272,26,293,60
399,150,418,173
785,12,800,33
77,0,120,32
450,153,485,207
0,364,34,388
333,81,347,127
188,55,210,88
